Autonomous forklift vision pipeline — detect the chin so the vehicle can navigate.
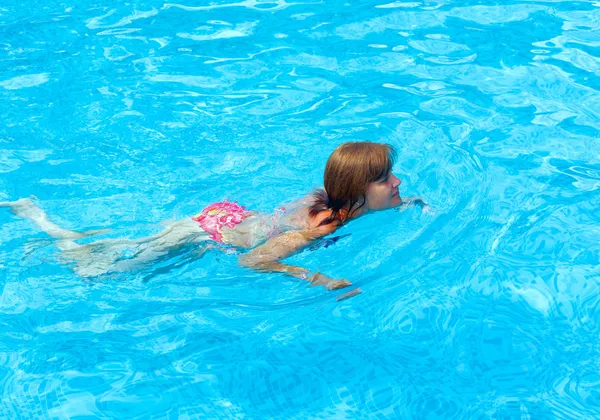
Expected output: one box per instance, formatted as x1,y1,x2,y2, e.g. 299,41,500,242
391,195,402,207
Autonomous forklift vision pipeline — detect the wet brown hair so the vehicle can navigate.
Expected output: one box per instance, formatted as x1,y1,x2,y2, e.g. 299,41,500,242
310,142,397,226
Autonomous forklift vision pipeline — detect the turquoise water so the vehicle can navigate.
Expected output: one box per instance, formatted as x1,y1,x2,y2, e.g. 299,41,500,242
2,0,600,418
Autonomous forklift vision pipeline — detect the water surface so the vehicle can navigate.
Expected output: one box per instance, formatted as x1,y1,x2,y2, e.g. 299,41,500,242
1,0,600,418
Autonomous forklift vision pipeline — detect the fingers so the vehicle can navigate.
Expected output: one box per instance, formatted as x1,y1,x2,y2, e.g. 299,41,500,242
336,288,362,301
326,279,351,290
308,274,352,291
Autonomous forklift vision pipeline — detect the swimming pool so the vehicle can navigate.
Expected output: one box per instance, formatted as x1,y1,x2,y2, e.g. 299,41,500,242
2,0,600,418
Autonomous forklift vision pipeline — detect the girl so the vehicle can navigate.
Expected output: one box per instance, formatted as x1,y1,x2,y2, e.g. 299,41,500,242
1,142,428,290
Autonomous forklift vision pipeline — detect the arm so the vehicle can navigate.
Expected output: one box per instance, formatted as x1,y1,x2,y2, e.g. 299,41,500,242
238,229,351,290
398,196,433,213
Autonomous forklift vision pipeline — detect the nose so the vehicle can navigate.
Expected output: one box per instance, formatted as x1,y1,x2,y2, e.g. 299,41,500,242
391,173,401,188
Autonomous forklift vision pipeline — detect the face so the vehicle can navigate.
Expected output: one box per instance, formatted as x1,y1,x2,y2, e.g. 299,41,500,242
364,171,402,211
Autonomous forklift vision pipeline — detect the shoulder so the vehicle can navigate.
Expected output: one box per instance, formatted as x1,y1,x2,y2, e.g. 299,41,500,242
307,209,339,236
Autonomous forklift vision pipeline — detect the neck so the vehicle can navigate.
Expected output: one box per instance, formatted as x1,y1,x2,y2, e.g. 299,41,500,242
342,201,368,221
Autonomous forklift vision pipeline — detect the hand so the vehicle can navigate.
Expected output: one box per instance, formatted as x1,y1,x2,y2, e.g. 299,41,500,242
336,288,362,301
396,196,426,212
421,204,436,215
326,279,352,290
409,197,436,215
308,272,351,290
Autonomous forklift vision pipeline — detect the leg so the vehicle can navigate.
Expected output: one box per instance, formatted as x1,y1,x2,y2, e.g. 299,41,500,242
1,198,84,240
0,198,108,251
1,198,137,274
75,219,209,276
2,198,209,277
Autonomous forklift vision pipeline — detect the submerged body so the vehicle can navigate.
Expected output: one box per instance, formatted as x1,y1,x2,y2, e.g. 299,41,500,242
1,198,209,277
0,197,308,276
192,199,312,248
1,142,430,291
1,193,424,286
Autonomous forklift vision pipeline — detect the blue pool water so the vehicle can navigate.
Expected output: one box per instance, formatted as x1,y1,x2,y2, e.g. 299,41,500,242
2,0,600,418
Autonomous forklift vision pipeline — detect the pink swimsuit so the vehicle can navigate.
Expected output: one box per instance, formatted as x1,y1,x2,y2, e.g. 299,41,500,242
192,201,250,243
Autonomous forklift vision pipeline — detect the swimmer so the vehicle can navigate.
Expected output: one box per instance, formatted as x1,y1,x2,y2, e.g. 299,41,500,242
1,142,429,290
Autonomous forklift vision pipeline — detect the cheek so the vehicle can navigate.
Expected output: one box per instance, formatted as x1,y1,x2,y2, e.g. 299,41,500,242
366,186,388,208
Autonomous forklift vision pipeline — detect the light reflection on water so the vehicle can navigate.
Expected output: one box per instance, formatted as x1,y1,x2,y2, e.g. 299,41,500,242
1,0,600,418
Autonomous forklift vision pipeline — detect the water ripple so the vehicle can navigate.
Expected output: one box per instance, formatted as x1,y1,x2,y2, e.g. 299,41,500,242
2,0,600,418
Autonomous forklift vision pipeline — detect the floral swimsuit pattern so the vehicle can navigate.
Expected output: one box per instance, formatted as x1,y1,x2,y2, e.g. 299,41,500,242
192,201,250,243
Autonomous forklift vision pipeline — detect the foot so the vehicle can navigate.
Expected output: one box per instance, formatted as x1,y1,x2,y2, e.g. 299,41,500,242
0,197,94,241
0,198,37,217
